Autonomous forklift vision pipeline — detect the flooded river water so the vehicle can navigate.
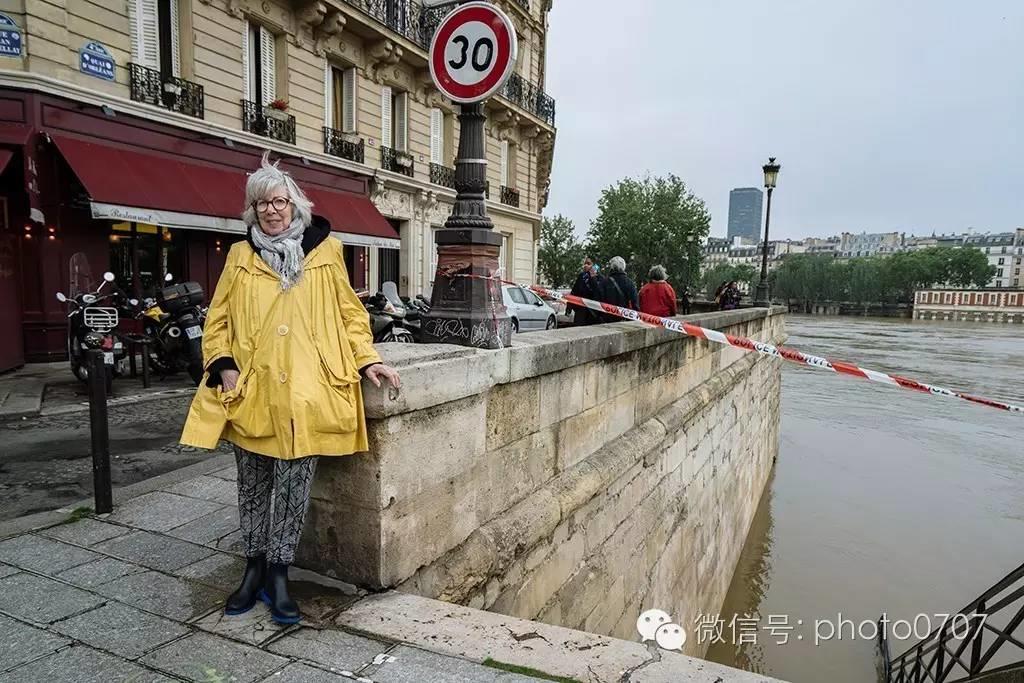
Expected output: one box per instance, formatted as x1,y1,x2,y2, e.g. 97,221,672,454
706,315,1024,682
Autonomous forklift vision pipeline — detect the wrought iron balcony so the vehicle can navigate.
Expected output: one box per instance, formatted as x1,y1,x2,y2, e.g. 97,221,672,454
499,73,556,126
358,0,446,49
128,63,204,119
512,0,530,11
381,146,414,177
241,100,296,144
500,185,520,208
429,162,455,188
323,127,366,163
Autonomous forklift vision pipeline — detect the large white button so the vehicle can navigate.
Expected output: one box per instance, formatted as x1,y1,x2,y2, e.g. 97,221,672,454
279,372,288,383
277,324,289,336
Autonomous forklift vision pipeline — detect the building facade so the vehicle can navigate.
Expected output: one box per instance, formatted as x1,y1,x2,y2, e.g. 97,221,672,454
961,231,1024,289
838,231,902,258
914,288,1024,323
0,0,557,370
726,187,762,244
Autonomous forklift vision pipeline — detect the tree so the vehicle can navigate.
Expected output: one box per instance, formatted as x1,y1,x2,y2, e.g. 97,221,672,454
947,247,996,288
587,175,710,290
537,215,584,288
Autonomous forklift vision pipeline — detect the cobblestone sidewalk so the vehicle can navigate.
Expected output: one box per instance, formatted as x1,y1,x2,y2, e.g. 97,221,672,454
0,463,546,682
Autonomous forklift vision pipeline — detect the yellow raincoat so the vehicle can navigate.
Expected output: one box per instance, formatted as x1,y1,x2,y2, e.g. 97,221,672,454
180,238,381,459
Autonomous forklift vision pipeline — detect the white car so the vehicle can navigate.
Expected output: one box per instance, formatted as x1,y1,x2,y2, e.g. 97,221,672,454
502,285,558,333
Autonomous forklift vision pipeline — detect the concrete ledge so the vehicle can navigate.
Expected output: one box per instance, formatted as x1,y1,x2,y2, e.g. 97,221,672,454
336,591,783,683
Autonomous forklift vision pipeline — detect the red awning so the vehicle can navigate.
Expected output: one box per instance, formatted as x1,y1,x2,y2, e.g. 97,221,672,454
302,187,399,249
0,150,13,176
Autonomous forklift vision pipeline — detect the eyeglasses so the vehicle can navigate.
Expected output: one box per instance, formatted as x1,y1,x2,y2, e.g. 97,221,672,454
253,197,290,213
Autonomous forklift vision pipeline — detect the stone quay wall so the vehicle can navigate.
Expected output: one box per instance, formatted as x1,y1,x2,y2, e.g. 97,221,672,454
297,308,786,657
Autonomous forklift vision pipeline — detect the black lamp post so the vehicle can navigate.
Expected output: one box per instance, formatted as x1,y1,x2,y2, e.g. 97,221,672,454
754,156,780,307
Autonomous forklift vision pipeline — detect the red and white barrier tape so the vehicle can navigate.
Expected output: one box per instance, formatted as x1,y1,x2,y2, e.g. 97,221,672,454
447,273,1023,415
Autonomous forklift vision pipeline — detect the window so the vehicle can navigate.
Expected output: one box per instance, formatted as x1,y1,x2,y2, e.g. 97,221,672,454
380,87,408,151
499,140,517,188
326,63,356,132
997,268,1004,277
1017,268,1021,275
130,0,180,76
429,108,445,164
243,22,276,104
508,287,527,304
499,233,512,275
1002,247,1007,254
517,30,531,78
1011,294,1019,305
998,258,1005,265
944,292,952,304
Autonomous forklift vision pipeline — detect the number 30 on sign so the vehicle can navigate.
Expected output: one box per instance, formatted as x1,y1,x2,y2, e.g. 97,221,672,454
428,2,518,104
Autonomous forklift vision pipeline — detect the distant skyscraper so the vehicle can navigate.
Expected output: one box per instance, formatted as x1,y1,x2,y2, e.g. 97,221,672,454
727,188,764,243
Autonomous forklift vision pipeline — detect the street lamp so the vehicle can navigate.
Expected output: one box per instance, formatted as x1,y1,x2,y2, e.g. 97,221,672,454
754,156,781,307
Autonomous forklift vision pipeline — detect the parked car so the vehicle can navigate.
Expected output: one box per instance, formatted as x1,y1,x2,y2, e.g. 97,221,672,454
502,285,557,333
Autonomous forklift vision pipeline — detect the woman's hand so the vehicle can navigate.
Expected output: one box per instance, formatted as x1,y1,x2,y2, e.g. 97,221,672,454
220,369,241,391
364,363,401,389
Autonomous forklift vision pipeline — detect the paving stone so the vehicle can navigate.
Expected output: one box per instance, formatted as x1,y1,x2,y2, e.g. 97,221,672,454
0,613,71,673
266,627,389,672
39,519,132,546
141,632,288,682
166,506,240,547
193,604,288,647
105,491,223,532
95,570,227,622
0,572,104,624
176,553,247,592
0,534,102,575
210,466,237,481
257,661,349,682
52,602,189,659
216,530,245,554
3,643,177,683
56,557,145,588
0,563,17,579
164,475,239,506
94,530,215,572
371,646,540,682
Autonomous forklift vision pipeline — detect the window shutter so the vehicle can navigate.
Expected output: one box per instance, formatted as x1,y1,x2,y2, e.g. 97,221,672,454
242,23,251,101
323,59,333,127
342,68,356,132
429,108,443,164
131,0,160,68
394,92,408,152
260,26,276,104
499,140,509,186
380,85,392,148
169,0,181,76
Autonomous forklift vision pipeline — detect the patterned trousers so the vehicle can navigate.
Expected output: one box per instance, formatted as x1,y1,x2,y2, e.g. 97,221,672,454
234,447,318,565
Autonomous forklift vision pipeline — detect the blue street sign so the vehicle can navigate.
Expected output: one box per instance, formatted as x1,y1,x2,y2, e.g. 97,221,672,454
0,14,22,58
79,41,115,81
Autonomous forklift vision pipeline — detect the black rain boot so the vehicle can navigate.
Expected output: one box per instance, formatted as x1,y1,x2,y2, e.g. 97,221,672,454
260,562,300,624
225,554,266,615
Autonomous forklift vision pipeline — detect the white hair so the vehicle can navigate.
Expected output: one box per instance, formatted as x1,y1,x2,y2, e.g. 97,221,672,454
241,151,314,228
649,264,667,281
608,256,627,273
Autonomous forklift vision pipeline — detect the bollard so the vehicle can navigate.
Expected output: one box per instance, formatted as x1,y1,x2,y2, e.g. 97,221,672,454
86,349,113,514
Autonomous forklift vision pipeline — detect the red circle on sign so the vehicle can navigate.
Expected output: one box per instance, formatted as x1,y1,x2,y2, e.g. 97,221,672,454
429,3,517,104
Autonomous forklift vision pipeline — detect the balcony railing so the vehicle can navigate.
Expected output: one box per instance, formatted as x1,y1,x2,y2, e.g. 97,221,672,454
500,185,520,208
241,100,296,144
381,146,414,177
323,127,366,163
512,0,530,11
500,73,556,125
128,63,204,119
429,162,455,188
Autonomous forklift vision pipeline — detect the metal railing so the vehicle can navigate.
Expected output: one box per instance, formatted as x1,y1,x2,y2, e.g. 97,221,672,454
429,162,455,188
500,185,520,207
323,127,366,163
881,562,1024,683
512,0,530,11
381,146,414,177
500,73,556,125
128,63,204,119
241,100,296,144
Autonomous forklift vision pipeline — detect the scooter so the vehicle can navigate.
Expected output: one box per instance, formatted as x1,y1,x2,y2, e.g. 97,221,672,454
136,273,207,385
55,271,129,392
358,285,415,343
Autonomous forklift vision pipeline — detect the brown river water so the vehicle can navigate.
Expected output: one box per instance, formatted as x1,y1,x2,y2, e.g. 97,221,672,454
705,315,1024,682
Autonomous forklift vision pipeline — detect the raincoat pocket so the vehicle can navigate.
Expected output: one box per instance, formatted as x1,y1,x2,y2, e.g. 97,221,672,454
221,368,275,438
313,349,359,434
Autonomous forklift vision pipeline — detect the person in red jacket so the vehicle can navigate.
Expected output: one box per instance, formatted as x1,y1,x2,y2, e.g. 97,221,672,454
638,265,678,318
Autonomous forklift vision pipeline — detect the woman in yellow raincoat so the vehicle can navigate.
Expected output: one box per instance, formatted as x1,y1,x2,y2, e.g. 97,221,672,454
180,153,400,624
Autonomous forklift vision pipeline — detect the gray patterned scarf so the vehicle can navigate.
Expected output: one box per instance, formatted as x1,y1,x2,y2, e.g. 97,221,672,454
250,218,306,289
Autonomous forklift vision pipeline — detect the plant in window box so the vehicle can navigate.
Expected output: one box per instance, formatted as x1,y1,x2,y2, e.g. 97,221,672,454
264,99,290,121
162,80,182,97
395,151,414,167
341,131,362,145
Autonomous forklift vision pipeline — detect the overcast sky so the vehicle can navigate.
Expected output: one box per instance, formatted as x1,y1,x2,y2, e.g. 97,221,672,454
543,0,1024,241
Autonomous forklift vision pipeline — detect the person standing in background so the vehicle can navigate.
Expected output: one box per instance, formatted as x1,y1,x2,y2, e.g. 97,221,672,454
639,265,677,317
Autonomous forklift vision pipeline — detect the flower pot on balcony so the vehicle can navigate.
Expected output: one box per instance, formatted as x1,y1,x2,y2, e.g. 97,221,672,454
396,152,413,168
264,107,289,121
162,81,182,97
341,132,362,145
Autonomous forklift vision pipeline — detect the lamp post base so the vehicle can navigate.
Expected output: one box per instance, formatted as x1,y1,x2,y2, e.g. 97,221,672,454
753,281,770,309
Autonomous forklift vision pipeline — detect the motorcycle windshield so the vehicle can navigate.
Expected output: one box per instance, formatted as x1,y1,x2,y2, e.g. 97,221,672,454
381,281,404,308
69,252,95,298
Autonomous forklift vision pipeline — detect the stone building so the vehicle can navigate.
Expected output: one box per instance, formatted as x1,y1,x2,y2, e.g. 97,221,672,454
914,288,1024,323
0,0,556,369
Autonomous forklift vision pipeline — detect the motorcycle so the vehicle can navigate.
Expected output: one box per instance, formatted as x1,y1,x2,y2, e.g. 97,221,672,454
358,282,415,343
136,273,207,385
55,269,129,392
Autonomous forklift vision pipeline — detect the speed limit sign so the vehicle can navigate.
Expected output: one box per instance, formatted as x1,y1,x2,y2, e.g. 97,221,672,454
428,2,518,104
